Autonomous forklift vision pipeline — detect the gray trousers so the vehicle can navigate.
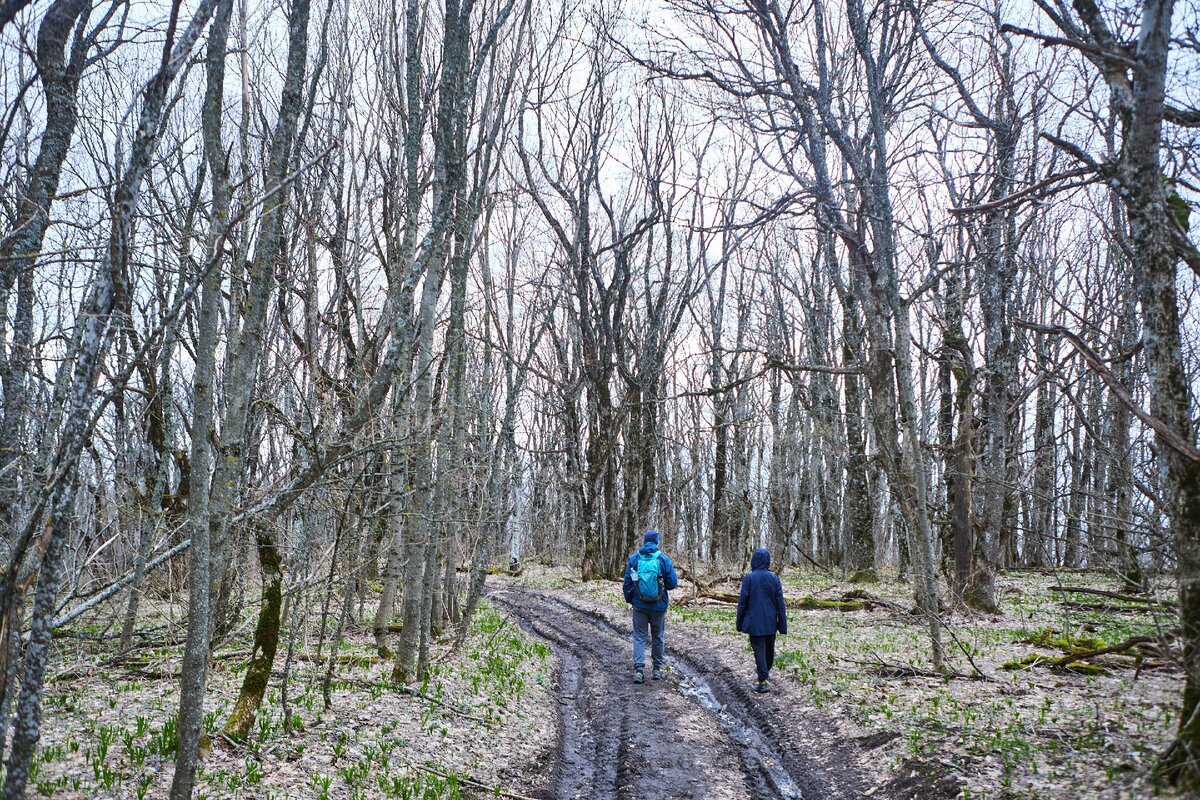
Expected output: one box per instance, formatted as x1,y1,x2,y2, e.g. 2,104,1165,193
631,607,665,669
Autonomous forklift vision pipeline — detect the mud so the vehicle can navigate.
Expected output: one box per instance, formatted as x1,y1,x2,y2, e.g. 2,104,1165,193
490,587,871,800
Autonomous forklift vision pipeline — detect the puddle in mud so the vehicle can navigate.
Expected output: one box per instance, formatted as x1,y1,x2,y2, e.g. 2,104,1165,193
673,662,804,799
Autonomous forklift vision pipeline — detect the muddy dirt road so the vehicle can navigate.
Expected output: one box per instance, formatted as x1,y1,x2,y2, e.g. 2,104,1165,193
490,587,871,800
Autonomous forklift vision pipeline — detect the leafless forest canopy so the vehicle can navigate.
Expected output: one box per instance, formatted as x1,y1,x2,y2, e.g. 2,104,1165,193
0,0,1199,794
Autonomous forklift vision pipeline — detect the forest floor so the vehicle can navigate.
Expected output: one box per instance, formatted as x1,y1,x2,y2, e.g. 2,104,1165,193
21,565,1182,799
25,597,558,799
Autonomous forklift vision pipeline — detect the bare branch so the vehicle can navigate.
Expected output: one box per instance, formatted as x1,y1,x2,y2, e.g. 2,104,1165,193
1015,320,1200,463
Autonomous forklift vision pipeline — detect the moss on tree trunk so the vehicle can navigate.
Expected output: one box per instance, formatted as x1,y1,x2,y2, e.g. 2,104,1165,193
223,527,283,740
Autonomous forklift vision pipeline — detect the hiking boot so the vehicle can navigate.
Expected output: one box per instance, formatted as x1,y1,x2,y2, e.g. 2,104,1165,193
755,680,770,693
652,668,664,681
633,670,645,684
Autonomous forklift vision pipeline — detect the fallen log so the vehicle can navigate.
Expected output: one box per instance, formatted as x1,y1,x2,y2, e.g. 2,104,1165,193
1003,652,1105,675
696,590,740,605
296,652,380,666
841,656,970,681
794,596,865,611
1053,635,1168,669
1005,633,1175,676
841,590,907,612
1061,601,1161,614
1050,585,1176,608
682,588,895,612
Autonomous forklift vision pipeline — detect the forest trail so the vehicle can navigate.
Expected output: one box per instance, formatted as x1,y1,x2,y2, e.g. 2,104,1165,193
490,586,868,800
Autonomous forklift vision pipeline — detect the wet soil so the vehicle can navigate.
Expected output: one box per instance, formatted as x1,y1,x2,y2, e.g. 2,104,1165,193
490,587,872,800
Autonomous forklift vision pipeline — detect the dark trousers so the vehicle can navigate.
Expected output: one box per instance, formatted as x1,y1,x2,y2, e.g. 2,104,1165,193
749,634,776,681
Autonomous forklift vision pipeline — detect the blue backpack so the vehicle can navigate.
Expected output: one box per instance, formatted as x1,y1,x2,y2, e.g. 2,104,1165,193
635,551,665,602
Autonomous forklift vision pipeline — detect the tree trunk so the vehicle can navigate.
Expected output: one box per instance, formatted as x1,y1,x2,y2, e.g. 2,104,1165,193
1116,1,1200,785
0,0,91,546
1064,423,1086,568
204,0,310,744
941,265,974,597
223,525,283,739
1029,334,1057,568
169,2,233,793
839,266,874,579
0,0,93,743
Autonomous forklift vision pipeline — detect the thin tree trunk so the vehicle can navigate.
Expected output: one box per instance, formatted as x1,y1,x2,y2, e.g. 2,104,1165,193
0,0,93,745
223,524,284,738
170,0,233,791
1065,423,1086,569
839,267,874,578
0,0,91,545
1030,334,1056,567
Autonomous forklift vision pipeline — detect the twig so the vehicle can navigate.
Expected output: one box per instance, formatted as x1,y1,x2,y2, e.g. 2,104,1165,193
999,23,1136,66
940,621,996,681
949,166,1097,215
794,548,836,575
49,539,192,630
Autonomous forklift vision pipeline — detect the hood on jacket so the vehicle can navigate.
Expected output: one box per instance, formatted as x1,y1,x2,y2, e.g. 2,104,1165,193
639,541,660,557
750,548,771,571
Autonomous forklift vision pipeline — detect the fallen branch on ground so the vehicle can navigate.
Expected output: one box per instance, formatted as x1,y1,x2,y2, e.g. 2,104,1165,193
1061,600,1161,614
670,590,738,607
296,652,380,666
1050,585,1175,608
1052,635,1168,669
676,568,741,591
940,619,996,681
1005,633,1176,676
841,656,970,680
410,764,543,800
842,590,908,613
679,589,901,613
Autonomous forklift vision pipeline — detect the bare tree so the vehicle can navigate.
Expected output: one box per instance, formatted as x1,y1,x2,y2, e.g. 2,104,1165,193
1010,0,1200,784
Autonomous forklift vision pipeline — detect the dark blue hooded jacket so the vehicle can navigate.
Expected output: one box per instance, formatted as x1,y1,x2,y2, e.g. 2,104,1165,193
737,548,788,636
623,541,679,613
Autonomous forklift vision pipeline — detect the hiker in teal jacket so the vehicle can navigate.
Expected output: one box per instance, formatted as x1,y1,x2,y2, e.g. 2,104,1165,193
623,530,679,684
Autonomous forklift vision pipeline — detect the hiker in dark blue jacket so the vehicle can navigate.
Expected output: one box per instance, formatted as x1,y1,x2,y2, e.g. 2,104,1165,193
736,547,788,693
623,530,680,684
